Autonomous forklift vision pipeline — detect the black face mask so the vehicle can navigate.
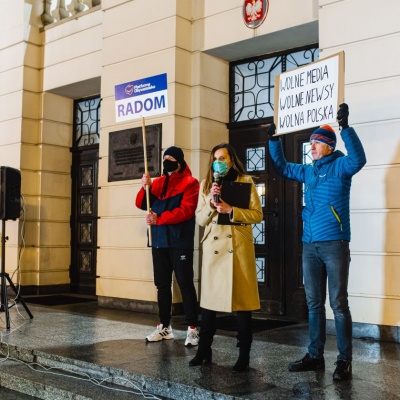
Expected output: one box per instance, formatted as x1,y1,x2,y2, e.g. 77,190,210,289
163,159,179,172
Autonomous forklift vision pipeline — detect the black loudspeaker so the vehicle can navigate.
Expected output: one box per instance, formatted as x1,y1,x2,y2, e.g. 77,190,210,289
0,166,21,220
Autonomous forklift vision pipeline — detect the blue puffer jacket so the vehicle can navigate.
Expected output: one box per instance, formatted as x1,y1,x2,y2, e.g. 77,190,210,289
269,127,366,243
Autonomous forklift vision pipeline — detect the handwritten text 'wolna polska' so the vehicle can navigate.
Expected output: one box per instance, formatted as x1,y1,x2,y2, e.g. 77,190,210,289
278,64,335,129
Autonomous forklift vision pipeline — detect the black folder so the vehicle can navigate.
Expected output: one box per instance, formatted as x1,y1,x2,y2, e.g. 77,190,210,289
217,181,252,225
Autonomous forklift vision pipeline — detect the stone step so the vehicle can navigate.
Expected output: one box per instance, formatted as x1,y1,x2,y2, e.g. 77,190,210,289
0,386,40,400
0,358,159,400
1,343,231,400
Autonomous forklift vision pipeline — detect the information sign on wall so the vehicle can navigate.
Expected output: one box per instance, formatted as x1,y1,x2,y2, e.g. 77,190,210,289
108,124,162,182
114,73,168,123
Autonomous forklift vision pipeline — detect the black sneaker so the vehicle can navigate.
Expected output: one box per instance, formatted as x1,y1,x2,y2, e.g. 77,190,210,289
288,353,325,372
333,360,352,381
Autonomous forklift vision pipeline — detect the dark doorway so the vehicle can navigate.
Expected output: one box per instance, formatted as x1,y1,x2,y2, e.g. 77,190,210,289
228,45,319,320
70,97,101,295
280,128,314,319
230,126,312,319
70,146,99,294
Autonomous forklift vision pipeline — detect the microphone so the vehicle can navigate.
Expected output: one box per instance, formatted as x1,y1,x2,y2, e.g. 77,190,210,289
213,172,220,203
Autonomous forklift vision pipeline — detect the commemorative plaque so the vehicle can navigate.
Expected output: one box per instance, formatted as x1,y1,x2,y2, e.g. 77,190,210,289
108,124,162,181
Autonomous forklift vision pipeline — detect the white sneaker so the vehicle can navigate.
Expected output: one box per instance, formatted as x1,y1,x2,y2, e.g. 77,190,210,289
185,326,199,347
146,323,174,342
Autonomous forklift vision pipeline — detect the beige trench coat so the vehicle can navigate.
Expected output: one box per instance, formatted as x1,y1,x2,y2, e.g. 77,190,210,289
196,175,263,313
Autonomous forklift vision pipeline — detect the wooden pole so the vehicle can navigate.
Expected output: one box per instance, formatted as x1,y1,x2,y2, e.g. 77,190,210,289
142,117,152,246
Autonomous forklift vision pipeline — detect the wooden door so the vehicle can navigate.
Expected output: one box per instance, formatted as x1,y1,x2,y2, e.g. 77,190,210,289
230,126,312,319
70,145,99,295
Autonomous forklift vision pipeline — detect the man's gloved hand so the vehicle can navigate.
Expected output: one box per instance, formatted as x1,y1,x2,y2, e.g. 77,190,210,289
267,123,278,141
337,103,349,130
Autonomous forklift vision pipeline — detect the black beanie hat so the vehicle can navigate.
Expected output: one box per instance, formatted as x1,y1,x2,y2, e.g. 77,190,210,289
163,146,186,168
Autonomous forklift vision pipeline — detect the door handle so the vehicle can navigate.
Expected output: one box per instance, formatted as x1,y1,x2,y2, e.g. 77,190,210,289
265,211,278,217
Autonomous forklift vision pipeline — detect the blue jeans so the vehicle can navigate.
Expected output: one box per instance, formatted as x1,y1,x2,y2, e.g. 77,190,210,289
302,241,352,361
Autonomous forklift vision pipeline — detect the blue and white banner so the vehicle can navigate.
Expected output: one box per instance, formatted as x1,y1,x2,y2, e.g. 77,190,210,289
115,73,168,122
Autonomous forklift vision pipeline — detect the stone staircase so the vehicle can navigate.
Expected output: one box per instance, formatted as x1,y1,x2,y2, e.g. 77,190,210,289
0,343,230,400
0,344,168,399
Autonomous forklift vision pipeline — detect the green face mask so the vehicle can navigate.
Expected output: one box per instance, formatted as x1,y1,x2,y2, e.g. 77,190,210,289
212,161,229,175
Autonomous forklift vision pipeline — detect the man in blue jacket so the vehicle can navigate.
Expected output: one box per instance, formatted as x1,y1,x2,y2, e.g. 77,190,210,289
268,104,366,380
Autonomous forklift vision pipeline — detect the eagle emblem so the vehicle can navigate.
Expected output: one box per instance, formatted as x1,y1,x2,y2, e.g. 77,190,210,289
243,0,269,29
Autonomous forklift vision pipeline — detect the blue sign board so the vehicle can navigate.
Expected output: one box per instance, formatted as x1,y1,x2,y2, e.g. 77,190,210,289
115,73,168,122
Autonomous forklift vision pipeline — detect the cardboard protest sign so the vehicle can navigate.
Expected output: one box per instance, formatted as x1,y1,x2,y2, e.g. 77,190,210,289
114,73,168,123
274,52,344,135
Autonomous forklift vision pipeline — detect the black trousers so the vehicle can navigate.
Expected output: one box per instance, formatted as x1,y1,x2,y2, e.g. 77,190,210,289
152,247,198,327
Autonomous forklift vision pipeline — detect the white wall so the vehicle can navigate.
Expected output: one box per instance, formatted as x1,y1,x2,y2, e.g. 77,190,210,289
319,0,400,326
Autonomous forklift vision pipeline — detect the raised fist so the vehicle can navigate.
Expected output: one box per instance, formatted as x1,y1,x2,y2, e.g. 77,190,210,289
267,123,278,140
337,103,349,129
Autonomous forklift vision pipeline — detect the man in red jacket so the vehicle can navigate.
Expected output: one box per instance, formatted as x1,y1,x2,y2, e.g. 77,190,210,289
136,146,200,346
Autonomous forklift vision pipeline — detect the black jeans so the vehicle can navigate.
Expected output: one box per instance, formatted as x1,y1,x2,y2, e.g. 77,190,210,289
152,247,198,327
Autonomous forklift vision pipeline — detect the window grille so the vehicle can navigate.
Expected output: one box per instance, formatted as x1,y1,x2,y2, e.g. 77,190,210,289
246,147,266,172
73,96,101,147
256,257,266,283
231,47,319,123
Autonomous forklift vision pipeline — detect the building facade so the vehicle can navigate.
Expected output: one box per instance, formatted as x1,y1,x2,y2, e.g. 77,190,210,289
1,0,399,336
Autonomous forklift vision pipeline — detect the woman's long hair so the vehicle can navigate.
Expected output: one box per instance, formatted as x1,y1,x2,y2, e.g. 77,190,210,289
203,143,248,194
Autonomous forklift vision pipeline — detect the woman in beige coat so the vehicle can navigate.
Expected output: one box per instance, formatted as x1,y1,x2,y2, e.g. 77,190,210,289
189,143,263,372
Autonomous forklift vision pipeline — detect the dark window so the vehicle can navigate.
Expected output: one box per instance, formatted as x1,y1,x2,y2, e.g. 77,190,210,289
230,46,319,123
73,96,101,147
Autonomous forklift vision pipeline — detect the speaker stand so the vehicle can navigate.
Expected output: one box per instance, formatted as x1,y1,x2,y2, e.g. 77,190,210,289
1,219,33,330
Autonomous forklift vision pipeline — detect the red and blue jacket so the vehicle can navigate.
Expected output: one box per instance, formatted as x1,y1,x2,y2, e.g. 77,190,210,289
135,165,199,248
